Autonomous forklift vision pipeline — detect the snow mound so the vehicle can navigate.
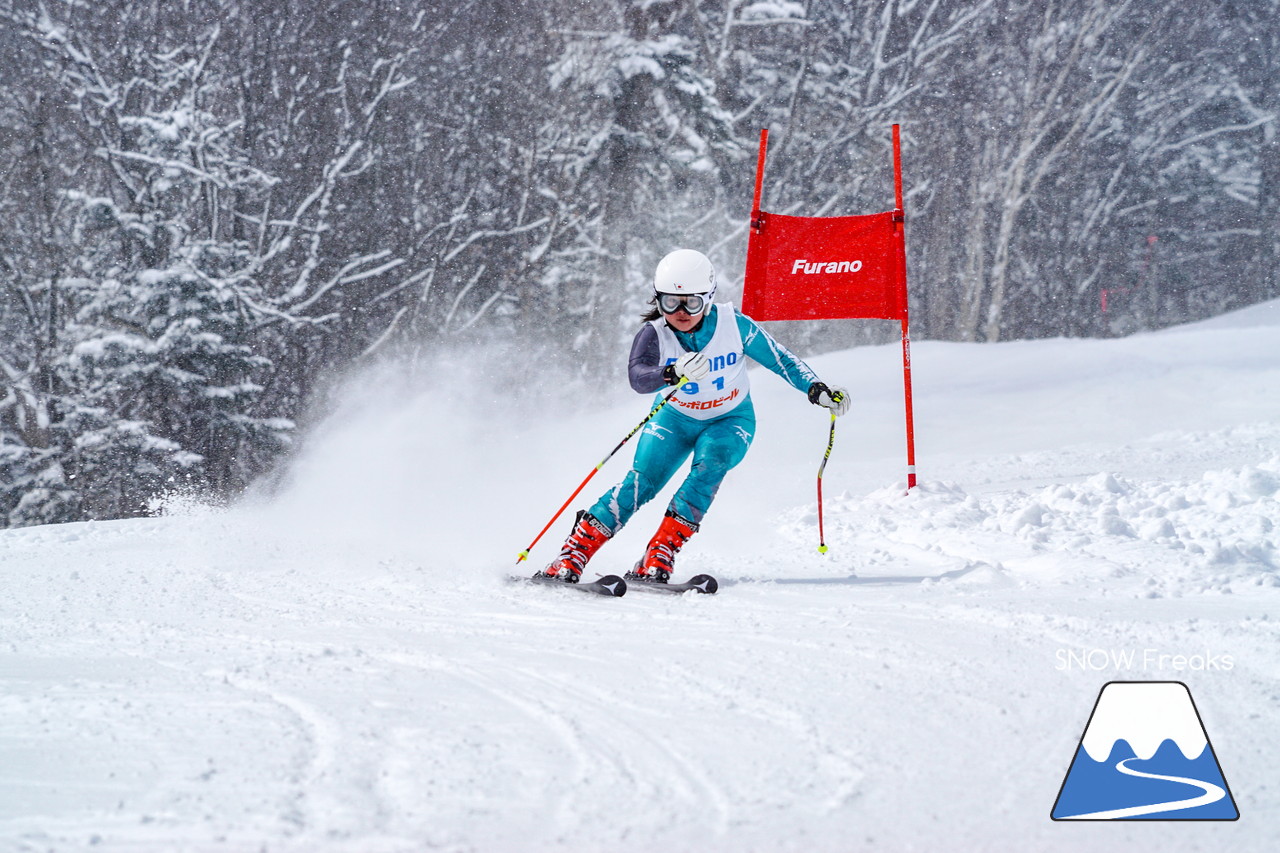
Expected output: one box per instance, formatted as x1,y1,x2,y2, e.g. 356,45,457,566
770,445,1279,598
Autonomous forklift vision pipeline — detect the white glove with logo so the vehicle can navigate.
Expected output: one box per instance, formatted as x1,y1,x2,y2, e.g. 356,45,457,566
808,382,851,417
674,351,711,382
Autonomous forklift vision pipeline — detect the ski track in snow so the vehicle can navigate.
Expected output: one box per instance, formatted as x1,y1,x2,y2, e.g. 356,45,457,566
3,302,1280,851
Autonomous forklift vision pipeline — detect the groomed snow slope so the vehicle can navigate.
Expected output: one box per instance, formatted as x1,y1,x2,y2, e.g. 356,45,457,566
3,301,1278,851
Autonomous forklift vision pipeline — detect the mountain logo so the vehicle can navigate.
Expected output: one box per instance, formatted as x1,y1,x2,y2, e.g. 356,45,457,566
1051,681,1239,821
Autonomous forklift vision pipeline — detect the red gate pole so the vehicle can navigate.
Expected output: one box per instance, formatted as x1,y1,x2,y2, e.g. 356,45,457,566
900,319,917,490
892,124,918,491
751,128,769,231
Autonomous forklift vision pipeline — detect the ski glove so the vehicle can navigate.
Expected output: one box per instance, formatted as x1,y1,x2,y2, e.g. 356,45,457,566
664,351,711,384
808,382,851,417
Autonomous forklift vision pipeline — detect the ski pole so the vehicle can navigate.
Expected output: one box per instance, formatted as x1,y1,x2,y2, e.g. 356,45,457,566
516,377,688,565
816,393,843,554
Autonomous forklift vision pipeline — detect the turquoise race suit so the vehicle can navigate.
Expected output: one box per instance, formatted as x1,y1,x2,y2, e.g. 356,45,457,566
587,303,819,532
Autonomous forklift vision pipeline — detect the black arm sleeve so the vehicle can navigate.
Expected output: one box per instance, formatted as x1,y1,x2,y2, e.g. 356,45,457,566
628,324,672,393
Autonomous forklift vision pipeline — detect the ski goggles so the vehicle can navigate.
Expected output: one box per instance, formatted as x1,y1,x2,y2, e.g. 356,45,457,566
657,293,708,315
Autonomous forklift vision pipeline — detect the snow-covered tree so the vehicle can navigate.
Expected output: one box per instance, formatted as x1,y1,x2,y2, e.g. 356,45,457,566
906,0,1263,341
546,1,747,355
0,4,291,524
1220,0,1280,304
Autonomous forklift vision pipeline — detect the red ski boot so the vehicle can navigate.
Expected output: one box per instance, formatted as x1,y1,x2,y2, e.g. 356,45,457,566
535,511,612,584
626,512,698,584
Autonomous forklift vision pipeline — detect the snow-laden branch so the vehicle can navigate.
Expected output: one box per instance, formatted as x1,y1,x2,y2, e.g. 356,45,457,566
441,217,552,266
286,251,406,316
99,148,227,186
1154,115,1275,159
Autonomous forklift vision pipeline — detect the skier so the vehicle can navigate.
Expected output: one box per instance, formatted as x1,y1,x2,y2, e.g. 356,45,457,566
536,249,850,585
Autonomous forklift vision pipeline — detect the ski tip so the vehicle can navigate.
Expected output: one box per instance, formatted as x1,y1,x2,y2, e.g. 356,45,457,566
688,573,719,594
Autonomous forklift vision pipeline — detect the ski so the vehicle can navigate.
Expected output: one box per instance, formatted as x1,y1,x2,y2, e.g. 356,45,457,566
625,573,719,595
509,573,628,597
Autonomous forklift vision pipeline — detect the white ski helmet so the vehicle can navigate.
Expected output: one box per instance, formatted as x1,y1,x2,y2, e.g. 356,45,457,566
653,249,717,302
